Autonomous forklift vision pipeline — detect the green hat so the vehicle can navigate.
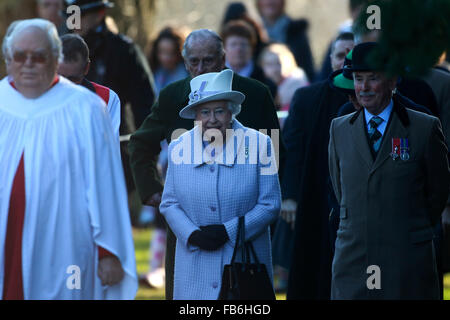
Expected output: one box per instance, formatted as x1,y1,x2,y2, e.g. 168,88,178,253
328,50,355,96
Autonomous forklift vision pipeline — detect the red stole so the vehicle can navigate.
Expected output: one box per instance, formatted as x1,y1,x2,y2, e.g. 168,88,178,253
91,82,111,105
3,154,26,300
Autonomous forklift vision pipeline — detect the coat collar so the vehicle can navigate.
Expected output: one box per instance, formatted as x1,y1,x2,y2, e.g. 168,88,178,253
193,119,247,168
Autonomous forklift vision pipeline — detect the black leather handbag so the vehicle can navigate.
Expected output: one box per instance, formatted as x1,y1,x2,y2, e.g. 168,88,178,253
218,216,276,300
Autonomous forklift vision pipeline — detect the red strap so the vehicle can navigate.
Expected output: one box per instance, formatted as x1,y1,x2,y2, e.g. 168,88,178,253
91,82,110,105
3,153,26,300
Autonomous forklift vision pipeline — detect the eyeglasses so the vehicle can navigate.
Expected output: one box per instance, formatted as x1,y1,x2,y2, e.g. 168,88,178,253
12,51,48,64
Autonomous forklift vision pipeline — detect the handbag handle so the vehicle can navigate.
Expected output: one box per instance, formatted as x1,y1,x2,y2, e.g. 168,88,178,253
245,241,261,266
230,216,262,266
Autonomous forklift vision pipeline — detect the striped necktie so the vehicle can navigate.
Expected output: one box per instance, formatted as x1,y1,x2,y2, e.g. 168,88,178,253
368,116,383,152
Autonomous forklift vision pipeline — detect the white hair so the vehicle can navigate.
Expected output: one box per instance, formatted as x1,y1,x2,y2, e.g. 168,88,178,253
182,29,225,59
227,101,240,120
2,18,63,65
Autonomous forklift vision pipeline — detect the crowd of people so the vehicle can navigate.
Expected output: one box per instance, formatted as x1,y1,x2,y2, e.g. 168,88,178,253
0,0,449,300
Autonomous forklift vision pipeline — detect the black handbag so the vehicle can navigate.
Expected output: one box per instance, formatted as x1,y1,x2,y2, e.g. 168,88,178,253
218,216,276,300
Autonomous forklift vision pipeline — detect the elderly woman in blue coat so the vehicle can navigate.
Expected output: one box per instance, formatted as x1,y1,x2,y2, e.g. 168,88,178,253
159,69,281,300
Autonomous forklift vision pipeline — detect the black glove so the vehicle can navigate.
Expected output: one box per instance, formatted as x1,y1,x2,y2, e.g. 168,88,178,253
200,224,229,241
188,224,229,251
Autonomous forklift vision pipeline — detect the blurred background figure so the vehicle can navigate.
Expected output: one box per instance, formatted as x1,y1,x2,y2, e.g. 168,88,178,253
255,0,315,82
274,33,354,297
259,43,308,127
221,2,269,61
316,0,364,81
138,26,189,289
221,20,276,98
35,0,68,34
68,0,156,226
58,33,121,139
148,26,188,96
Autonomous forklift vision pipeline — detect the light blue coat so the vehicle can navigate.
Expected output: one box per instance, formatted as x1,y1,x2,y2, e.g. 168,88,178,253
160,119,281,300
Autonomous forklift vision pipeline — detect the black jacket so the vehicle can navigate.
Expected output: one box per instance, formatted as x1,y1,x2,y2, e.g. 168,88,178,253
83,21,156,135
282,80,347,299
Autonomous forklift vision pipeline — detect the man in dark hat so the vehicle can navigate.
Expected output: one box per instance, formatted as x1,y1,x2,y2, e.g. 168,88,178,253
330,47,450,300
328,42,449,299
66,0,155,220
330,50,434,118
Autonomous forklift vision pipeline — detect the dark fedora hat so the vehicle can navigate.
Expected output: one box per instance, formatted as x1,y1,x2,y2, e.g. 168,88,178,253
348,42,379,72
329,49,356,96
65,0,114,12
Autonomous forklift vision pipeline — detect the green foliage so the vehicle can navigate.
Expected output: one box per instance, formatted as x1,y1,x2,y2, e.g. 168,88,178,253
354,0,450,77
134,228,166,300
445,274,450,299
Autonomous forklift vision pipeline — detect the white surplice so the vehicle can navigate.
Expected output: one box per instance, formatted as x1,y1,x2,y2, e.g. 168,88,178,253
0,76,137,299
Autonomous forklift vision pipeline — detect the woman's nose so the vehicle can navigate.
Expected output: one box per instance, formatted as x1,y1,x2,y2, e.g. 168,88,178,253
208,111,217,122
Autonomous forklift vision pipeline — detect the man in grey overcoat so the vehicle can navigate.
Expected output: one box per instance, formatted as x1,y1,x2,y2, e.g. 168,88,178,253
328,42,450,299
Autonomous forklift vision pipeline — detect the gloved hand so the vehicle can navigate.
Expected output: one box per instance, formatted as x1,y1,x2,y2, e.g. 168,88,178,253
188,224,229,251
200,224,229,244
